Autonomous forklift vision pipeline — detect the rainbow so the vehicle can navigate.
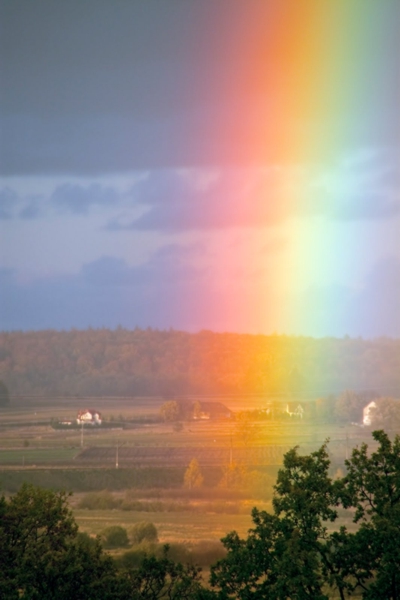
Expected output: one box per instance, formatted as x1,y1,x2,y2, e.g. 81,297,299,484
187,1,398,337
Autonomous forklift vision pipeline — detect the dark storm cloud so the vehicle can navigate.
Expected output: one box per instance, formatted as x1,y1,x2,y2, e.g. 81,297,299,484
2,1,398,175
0,0,257,174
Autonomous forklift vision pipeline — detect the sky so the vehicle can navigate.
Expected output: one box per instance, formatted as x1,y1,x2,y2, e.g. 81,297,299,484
0,0,399,337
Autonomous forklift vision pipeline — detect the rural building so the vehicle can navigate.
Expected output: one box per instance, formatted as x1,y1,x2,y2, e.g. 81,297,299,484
363,401,376,426
192,401,232,420
285,403,304,419
76,409,102,426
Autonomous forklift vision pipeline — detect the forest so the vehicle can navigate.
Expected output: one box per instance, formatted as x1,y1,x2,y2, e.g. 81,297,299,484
0,328,399,398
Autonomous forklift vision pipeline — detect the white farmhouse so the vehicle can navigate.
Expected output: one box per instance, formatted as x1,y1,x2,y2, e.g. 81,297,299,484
76,409,102,426
363,401,376,426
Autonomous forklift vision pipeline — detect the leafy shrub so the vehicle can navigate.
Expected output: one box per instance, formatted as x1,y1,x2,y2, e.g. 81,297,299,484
129,521,158,544
118,540,226,568
78,490,120,510
101,525,129,548
189,540,226,566
117,542,159,568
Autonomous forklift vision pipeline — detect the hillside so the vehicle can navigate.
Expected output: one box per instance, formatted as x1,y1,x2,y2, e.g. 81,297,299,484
0,328,399,398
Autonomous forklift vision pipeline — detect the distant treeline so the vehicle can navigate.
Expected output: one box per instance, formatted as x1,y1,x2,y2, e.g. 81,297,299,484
0,328,399,398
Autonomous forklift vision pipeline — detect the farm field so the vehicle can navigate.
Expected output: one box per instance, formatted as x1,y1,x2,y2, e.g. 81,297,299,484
0,393,383,563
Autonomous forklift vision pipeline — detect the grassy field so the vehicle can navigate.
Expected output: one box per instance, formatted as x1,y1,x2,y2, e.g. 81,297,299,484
74,507,253,543
0,447,79,465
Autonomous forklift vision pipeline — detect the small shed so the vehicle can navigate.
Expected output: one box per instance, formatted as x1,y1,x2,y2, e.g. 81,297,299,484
192,401,232,420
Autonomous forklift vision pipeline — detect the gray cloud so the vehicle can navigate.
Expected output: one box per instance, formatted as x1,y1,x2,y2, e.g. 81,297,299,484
0,244,207,331
1,253,399,337
51,183,118,214
332,192,400,222
107,162,400,232
0,187,19,219
19,201,43,220
298,257,400,338
107,168,291,232
2,155,398,230
82,244,204,287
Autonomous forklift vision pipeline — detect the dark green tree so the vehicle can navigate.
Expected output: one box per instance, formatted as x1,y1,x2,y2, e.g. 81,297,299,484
0,484,205,600
0,484,124,599
101,525,130,549
129,521,158,544
209,444,348,599
121,546,204,600
209,431,400,599
339,430,400,599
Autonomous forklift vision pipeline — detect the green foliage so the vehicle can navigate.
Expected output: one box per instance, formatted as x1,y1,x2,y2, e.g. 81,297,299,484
121,545,204,600
130,521,159,544
78,490,120,510
120,540,226,570
159,400,181,422
0,483,121,599
209,431,400,599
118,543,160,569
0,466,185,493
101,525,130,549
338,430,400,598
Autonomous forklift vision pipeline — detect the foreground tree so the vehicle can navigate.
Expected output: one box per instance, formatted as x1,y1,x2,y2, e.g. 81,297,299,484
209,444,343,599
122,547,204,600
209,431,400,599
0,484,205,600
340,430,400,599
0,484,122,599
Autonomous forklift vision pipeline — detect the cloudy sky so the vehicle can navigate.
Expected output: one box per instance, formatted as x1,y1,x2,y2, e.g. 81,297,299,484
1,0,399,336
